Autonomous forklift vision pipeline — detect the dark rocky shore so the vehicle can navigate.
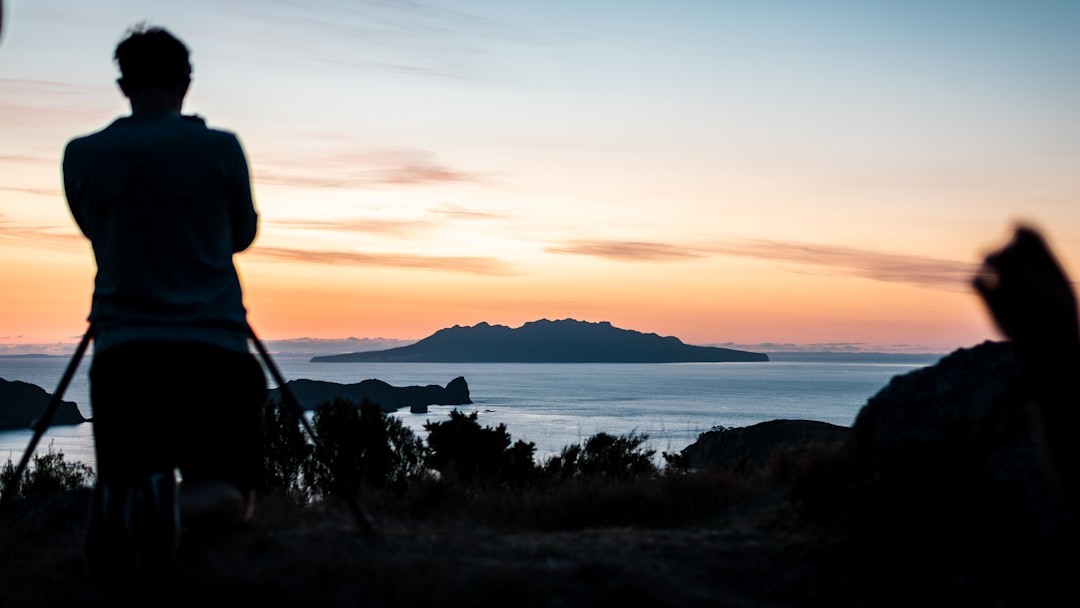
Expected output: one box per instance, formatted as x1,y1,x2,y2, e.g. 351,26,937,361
1,340,1075,606
0,378,87,431
267,376,472,413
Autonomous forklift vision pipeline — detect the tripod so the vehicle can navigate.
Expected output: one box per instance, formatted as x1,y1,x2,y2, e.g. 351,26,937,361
1,325,379,539
248,325,378,537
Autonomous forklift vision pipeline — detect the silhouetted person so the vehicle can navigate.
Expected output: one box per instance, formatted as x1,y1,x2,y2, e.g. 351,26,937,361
62,25,266,580
974,226,1079,519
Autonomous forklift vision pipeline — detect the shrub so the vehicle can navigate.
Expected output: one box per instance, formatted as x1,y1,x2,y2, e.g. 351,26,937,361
543,431,657,482
307,398,427,495
262,397,313,502
1,443,94,501
424,409,537,486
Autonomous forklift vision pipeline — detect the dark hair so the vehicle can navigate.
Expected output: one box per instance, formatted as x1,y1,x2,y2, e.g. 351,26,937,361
114,24,191,92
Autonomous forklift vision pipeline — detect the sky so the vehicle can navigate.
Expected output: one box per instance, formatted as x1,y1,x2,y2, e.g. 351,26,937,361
1,0,1078,354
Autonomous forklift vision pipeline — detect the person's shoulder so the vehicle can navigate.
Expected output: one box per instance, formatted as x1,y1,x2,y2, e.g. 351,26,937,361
197,121,246,155
63,119,124,158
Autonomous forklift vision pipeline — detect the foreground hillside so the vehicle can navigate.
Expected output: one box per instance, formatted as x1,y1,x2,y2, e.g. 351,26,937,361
0,458,1069,607
1,340,1075,606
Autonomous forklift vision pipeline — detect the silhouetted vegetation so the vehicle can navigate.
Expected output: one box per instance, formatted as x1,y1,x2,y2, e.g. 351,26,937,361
543,431,657,481
423,409,538,486
0,442,93,502
262,402,673,497
308,397,426,494
261,394,313,502
254,401,758,531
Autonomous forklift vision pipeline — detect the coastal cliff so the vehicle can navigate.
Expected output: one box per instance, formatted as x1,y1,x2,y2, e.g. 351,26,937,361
267,376,472,412
0,378,88,431
312,319,768,363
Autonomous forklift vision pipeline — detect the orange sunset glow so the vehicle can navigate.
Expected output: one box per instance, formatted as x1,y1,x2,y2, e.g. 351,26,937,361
2,2,1078,355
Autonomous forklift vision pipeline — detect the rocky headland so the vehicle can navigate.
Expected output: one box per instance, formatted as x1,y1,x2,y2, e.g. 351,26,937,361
267,376,472,412
0,378,88,431
311,318,769,363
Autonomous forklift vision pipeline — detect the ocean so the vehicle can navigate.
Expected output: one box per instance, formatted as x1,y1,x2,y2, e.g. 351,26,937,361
0,352,942,471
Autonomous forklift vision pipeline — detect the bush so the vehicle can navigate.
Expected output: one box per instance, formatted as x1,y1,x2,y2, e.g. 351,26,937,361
263,397,427,501
543,431,657,482
424,409,537,486
307,398,427,495
262,397,314,502
1,443,94,501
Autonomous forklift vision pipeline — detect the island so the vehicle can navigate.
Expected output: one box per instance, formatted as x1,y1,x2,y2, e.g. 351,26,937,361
311,319,769,363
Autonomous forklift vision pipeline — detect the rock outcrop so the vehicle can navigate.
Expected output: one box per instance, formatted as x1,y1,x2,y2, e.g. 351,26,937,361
311,318,768,363
0,378,88,431
267,376,472,412
679,339,1073,578
680,419,848,471
847,340,1069,538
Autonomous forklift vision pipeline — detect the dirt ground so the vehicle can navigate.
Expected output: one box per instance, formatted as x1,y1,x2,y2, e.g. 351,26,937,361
1,485,1069,608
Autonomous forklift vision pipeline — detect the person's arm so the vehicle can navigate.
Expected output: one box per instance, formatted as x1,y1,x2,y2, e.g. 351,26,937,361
61,140,93,237
227,135,258,253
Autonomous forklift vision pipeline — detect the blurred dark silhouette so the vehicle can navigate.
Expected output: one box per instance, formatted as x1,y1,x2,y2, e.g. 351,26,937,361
62,24,265,581
974,225,1079,516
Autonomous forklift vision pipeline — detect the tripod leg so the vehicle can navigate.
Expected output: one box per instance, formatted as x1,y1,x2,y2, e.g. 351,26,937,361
247,325,379,538
1,326,94,511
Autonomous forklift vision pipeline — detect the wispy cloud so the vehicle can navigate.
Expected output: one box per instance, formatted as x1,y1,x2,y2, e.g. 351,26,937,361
545,240,706,262
0,219,84,249
253,148,479,190
0,185,63,197
249,246,516,275
0,79,114,127
213,0,531,80
545,237,977,290
711,239,977,289
268,202,508,237
268,217,436,237
0,154,54,164
430,204,509,221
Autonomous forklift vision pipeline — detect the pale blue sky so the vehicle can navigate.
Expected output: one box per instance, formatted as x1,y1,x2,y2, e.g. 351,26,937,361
1,1,1078,351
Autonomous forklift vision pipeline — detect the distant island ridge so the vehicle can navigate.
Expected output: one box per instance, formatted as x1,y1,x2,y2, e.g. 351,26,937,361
311,319,769,363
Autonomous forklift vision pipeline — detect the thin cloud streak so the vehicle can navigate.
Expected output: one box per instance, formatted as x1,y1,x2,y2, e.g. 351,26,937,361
0,79,115,127
714,239,977,290
545,240,705,262
431,204,509,221
250,246,516,276
0,215,83,248
214,0,530,80
266,205,510,238
546,238,978,290
0,154,53,164
268,217,436,237
0,185,63,197
253,149,479,190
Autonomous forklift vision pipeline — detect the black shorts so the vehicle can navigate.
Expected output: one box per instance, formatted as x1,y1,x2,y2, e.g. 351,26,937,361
89,341,267,493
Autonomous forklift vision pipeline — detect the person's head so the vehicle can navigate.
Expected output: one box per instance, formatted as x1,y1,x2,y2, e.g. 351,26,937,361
114,25,191,111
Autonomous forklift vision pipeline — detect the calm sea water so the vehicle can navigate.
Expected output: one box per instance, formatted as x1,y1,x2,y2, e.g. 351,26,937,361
0,352,941,471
